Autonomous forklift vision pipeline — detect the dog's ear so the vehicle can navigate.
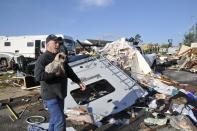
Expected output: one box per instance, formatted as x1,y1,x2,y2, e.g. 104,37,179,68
59,54,62,59
59,54,65,60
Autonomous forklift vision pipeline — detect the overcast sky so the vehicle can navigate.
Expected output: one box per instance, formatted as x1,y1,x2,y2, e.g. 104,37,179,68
0,0,197,44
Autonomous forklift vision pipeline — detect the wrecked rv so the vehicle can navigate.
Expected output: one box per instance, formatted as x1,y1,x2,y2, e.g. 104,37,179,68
65,55,147,122
47,38,197,130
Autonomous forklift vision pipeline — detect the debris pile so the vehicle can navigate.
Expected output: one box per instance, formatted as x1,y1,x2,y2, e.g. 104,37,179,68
177,43,197,72
95,38,197,130
99,38,152,80
65,106,94,125
0,71,40,90
0,38,197,130
0,71,16,88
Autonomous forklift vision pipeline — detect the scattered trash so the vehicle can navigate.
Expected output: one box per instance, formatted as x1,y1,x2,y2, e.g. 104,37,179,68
155,93,167,100
66,106,94,124
108,118,130,125
28,123,76,131
171,104,197,122
21,98,31,102
19,104,29,119
177,43,197,73
171,97,188,105
95,121,102,127
6,104,19,121
27,124,47,131
186,92,197,101
148,99,157,109
1,38,197,131
144,112,168,126
170,115,197,131
144,117,168,126
12,76,40,90
26,115,45,125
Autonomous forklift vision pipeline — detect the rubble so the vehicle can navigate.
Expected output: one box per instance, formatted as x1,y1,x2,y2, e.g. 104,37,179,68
97,38,197,129
0,38,197,130
12,75,40,90
144,116,168,126
170,115,197,131
177,43,197,72
65,106,94,124
26,115,45,124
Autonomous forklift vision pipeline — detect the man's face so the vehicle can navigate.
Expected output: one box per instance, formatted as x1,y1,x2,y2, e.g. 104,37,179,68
46,40,59,54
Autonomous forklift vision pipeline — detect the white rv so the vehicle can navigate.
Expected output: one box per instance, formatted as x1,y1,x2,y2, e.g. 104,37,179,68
0,34,76,59
65,56,147,123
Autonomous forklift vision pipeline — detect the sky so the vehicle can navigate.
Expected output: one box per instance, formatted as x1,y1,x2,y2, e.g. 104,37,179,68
0,0,197,44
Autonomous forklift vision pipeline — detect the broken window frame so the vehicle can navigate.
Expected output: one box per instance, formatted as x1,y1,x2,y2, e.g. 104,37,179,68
70,79,115,105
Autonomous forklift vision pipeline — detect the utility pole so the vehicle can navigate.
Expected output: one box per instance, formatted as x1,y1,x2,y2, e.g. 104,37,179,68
195,23,197,42
168,39,173,47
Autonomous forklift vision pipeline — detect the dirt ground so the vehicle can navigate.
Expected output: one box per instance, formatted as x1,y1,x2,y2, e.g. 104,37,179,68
0,94,179,131
0,87,40,102
0,91,132,131
162,69,197,86
0,70,196,131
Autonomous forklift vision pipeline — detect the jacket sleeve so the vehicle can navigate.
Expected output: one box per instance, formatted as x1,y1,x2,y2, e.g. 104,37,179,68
34,55,56,82
65,63,81,84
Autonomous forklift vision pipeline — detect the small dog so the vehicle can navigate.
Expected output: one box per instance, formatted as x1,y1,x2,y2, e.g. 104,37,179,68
45,52,66,75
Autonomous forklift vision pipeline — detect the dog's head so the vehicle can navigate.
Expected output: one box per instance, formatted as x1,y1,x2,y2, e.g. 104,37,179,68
55,52,66,63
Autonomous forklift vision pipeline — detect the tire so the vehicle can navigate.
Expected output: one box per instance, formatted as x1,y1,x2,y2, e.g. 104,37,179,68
151,60,157,72
0,58,8,67
17,56,27,72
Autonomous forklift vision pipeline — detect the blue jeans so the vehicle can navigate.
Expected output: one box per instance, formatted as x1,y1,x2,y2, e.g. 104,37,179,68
45,98,66,131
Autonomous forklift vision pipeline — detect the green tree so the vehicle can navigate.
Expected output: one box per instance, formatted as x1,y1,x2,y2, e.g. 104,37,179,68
183,23,197,46
160,43,169,48
183,32,195,46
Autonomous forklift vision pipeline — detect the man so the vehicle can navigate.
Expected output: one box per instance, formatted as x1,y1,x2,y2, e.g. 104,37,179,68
34,34,86,131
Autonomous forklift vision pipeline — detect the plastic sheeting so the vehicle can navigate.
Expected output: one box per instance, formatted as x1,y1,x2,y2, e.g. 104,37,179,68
99,38,152,78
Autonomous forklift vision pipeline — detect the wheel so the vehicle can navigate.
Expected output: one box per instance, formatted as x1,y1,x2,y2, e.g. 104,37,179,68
151,60,157,72
17,56,27,72
0,58,8,67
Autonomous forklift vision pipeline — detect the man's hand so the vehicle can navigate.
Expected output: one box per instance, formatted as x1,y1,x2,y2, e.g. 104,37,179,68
79,82,86,91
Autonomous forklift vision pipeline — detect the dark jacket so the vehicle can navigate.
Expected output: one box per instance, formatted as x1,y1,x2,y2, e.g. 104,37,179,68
34,51,81,100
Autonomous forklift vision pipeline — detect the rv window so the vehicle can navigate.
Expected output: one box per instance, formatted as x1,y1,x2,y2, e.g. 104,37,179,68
27,42,34,47
41,41,45,48
4,42,11,46
70,79,115,105
64,39,75,51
